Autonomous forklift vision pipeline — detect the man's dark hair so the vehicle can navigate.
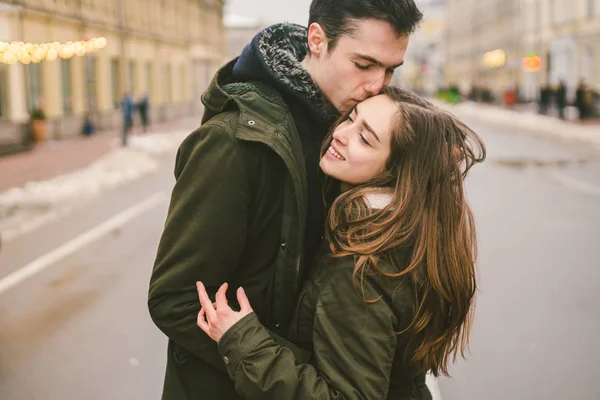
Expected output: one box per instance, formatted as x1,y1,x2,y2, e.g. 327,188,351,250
308,0,423,52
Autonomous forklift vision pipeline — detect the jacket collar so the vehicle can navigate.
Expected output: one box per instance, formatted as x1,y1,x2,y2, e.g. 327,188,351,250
257,23,324,107
232,22,339,124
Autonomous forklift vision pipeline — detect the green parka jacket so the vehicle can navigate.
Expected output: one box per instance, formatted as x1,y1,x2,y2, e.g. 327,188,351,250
217,238,433,400
148,60,311,399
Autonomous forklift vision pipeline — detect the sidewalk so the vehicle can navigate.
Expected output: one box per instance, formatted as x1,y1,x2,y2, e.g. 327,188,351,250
0,117,200,192
0,131,116,193
431,99,600,148
0,116,200,241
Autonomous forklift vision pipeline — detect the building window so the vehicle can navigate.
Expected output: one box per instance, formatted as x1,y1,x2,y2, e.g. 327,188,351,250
146,62,152,97
86,57,97,113
192,60,200,96
551,0,572,23
111,58,120,108
582,46,593,82
129,60,135,94
61,59,73,114
26,63,43,112
534,0,541,33
165,63,172,102
180,64,186,101
0,64,6,118
82,0,94,10
588,0,595,17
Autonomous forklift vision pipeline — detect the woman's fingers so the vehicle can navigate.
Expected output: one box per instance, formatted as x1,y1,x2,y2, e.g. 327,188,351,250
197,306,209,332
237,287,253,314
196,282,217,320
215,283,229,310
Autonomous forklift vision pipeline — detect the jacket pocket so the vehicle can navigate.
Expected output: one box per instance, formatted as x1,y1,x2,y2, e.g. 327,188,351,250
171,341,194,365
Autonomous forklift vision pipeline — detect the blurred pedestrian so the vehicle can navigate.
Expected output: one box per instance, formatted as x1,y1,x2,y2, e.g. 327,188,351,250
147,1,424,399
587,87,599,118
556,80,567,120
138,93,150,133
538,84,551,115
469,85,479,102
81,113,95,136
120,92,134,145
575,80,587,120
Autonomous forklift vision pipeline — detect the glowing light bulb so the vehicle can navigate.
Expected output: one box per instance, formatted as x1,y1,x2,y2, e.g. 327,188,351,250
19,52,32,64
96,37,107,49
7,53,18,64
46,48,58,61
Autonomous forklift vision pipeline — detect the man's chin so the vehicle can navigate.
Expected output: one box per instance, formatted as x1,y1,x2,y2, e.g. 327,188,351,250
338,100,358,113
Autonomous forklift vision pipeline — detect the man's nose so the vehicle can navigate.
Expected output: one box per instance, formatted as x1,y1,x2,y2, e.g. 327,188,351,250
364,74,386,96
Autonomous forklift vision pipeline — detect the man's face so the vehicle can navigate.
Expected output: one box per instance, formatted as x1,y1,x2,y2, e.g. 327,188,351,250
310,19,410,113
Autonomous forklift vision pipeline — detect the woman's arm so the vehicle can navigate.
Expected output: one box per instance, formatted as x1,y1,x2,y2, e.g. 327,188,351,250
197,265,398,400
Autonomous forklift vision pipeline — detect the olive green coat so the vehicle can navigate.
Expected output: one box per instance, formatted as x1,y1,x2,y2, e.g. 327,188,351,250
148,60,310,399
217,241,433,399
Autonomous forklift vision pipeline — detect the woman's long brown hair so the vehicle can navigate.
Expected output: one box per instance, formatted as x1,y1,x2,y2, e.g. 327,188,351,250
321,87,486,377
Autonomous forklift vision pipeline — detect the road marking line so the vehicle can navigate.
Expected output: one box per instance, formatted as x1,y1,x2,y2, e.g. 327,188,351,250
549,171,600,198
0,191,167,295
426,373,443,400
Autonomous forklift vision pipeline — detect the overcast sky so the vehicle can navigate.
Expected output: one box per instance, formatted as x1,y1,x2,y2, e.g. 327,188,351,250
224,0,312,26
224,0,439,27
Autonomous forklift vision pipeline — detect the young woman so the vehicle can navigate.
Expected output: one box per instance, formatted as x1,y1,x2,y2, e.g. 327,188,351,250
196,88,486,399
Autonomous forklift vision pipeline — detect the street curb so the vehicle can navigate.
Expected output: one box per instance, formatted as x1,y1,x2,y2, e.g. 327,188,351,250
431,100,600,149
0,130,188,243
1,207,70,243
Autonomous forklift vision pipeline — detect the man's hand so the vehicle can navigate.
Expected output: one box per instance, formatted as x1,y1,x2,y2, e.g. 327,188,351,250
196,281,254,342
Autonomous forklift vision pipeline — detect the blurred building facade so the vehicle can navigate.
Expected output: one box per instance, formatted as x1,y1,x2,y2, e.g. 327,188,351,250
522,0,600,100
0,0,226,147
224,14,265,61
446,0,600,100
445,0,522,96
395,0,447,96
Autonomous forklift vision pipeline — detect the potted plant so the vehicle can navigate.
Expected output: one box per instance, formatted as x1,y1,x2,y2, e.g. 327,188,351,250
30,108,47,142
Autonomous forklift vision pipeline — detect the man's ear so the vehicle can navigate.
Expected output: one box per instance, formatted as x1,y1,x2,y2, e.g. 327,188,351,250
307,22,328,57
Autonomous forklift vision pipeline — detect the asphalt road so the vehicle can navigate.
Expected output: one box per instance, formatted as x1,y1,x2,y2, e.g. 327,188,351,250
1,120,599,399
437,119,600,400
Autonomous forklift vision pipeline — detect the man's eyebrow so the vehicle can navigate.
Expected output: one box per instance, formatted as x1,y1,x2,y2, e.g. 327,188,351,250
353,53,404,69
355,104,381,143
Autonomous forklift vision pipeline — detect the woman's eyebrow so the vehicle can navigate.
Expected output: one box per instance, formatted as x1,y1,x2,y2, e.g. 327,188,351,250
355,104,381,143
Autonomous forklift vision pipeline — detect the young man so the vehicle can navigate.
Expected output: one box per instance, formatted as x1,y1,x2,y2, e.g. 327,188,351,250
148,1,423,398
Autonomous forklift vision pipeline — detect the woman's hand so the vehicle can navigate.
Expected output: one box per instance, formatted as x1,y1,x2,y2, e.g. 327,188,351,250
196,281,254,342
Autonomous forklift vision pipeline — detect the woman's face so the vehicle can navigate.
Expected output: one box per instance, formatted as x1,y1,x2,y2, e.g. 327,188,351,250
320,94,397,186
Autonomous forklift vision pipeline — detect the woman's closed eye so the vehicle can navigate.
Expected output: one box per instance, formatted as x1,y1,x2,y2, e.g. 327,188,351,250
359,132,371,146
347,113,371,146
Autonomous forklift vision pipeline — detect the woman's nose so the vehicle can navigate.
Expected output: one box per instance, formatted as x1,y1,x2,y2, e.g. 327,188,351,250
332,127,349,146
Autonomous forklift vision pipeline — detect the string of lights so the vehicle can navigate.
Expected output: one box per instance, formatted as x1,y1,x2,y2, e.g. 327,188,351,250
0,37,107,65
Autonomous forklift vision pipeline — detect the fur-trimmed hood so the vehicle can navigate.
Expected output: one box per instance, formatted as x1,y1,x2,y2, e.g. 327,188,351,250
232,23,337,123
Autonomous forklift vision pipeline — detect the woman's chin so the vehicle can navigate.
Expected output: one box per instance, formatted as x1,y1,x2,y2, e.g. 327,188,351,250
319,158,332,175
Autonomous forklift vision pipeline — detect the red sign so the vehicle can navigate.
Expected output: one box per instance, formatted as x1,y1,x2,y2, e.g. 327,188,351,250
522,55,542,72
